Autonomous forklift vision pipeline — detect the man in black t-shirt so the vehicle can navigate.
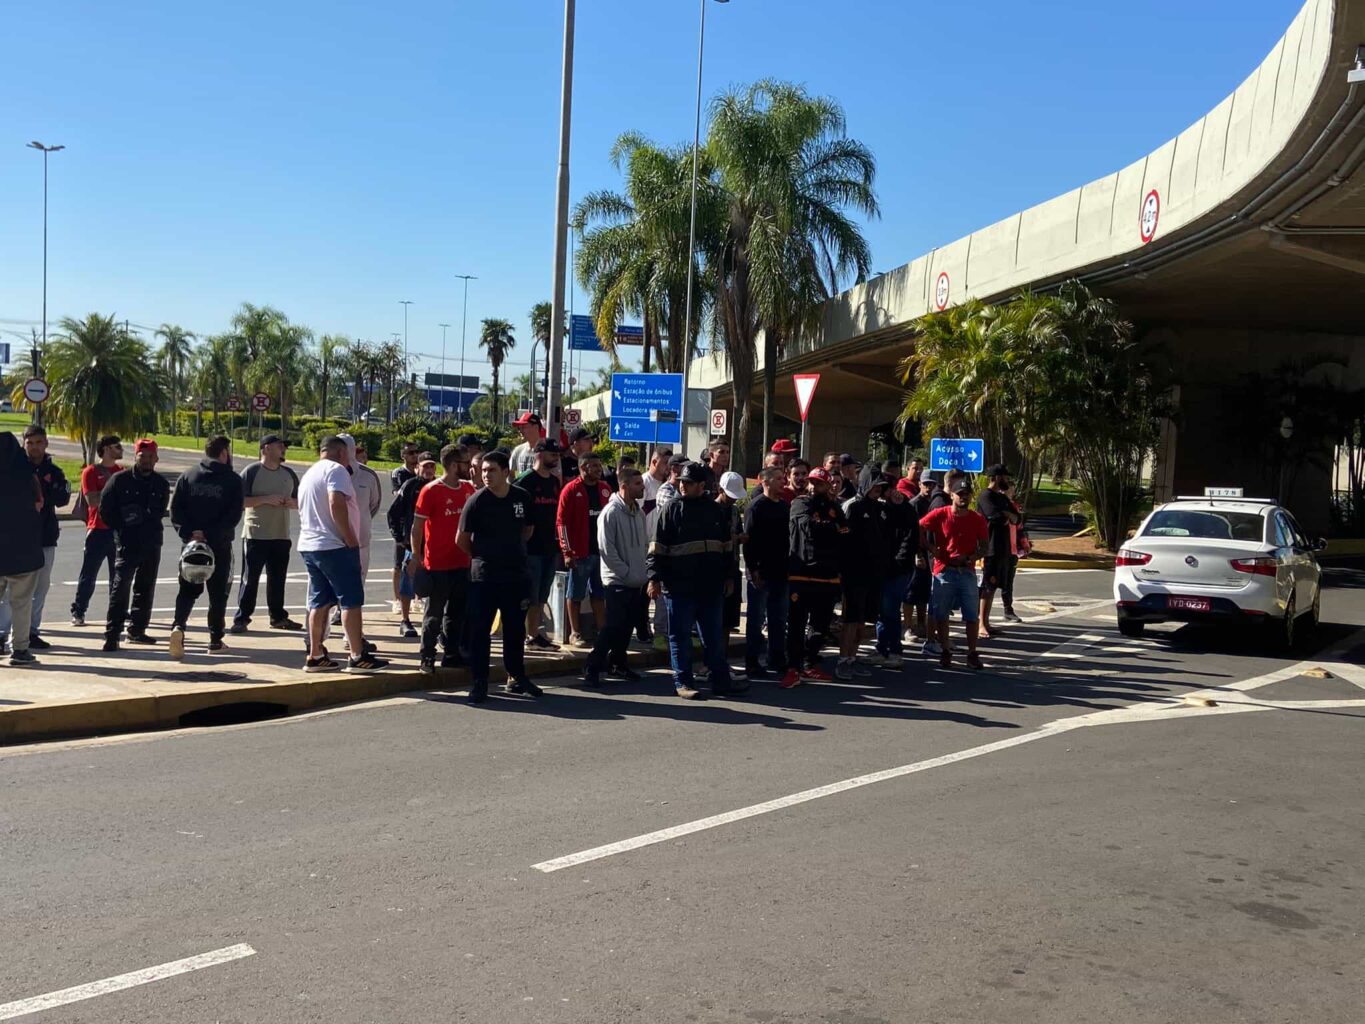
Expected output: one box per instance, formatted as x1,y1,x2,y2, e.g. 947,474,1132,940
516,439,563,650
976,463,1018,638
457,450,540,704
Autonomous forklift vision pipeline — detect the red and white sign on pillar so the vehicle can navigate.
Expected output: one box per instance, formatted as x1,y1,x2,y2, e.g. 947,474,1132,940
934,272,951,311
793,373,821,456
1139,189,1160,244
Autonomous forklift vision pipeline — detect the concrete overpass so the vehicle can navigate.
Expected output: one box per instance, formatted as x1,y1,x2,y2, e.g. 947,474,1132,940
574,0,1365,530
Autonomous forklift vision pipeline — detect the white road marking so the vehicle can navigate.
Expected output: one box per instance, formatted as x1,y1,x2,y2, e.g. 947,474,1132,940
0,943,256,1021
1020,599,1115,624
1039,632,1106,659
534,628,1365,873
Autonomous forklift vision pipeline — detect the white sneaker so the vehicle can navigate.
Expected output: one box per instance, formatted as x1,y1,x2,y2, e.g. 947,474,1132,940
169,626,185,661
391,599,403,615
922,639,943,656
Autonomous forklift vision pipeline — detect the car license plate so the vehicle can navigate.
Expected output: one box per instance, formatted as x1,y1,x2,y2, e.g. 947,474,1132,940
1167,596,1211,613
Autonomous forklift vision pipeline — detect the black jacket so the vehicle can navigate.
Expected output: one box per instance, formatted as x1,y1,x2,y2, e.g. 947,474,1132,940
0,434,43,576
878,496,918,576
840,477,886,585
742,493,790,582
647,494,733,597
388,475,426,547
32,455,71,548
171,458,244,545
102,468,170,551
788,491,846,583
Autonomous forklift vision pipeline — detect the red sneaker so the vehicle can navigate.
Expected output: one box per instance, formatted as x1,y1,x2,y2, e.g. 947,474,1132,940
800,665,833,682
779,669,801,689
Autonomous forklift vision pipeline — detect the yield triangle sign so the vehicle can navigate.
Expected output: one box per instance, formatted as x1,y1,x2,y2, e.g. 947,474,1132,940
793,373,821,422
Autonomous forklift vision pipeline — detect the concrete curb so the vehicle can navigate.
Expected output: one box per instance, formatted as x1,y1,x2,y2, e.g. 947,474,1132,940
0,637,745,745
1018,556,1114,570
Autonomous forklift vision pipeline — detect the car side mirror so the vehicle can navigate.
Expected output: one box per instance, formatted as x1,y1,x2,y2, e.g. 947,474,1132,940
1313,537,1329,552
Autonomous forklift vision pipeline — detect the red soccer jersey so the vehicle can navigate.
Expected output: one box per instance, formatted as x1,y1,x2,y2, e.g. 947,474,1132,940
415,479,473,571
919,504,989,576
81,463,122,530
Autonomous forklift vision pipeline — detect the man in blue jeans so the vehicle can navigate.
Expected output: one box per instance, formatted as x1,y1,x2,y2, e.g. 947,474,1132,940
647,462,746,701
742,467,790,683
919,478,989,670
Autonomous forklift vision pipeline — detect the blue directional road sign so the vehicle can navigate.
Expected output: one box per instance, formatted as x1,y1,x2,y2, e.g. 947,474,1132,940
0,342,10,365
570,315,603,352
609,372,684,444
929,437,985,472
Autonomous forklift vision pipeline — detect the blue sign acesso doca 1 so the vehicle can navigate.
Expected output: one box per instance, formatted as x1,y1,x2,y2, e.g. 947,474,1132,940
929,437,985,472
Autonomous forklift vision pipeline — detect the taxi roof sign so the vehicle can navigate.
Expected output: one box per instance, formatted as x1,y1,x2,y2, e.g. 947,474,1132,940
1203,487,1244,498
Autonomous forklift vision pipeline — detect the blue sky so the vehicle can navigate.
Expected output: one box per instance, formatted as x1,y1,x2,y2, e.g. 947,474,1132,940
0,0,1305,388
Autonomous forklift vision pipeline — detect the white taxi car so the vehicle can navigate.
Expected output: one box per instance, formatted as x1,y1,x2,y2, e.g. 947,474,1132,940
1113,494,1326,650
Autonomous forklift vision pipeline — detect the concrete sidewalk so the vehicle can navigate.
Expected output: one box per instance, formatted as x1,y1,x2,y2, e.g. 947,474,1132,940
0,608,689,744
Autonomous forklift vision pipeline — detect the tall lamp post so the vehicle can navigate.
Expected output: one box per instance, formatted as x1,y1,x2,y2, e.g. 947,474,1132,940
678,0,729,457
454,274,476,422
27,140,64,428
438,322,451,420
399,300,413,413
545,0,575,438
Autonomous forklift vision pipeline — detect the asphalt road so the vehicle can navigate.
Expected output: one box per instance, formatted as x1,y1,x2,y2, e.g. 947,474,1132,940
2,568,1362,1023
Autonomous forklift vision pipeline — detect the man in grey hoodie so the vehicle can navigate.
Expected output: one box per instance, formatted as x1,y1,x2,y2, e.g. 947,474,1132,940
582,467,647,686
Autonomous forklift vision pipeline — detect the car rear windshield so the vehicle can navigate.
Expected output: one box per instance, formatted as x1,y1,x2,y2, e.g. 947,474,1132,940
1142,510,1265,541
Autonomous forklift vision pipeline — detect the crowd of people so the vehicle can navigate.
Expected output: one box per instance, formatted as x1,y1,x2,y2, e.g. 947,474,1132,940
0,419,1031,704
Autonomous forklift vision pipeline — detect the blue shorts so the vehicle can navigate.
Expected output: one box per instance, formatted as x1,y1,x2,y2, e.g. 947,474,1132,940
526,554,558,604
567,554,604,600
302,547,365,611
931,568,980,623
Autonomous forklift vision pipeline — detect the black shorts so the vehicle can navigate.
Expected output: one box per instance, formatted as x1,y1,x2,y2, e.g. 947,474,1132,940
841,583,879,625
908,566,932,605
393,543,410,570
981,556,1005,593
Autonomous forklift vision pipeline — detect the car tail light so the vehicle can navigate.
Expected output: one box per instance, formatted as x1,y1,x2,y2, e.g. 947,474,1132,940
1230,557,1279,577
1116,548,1152,567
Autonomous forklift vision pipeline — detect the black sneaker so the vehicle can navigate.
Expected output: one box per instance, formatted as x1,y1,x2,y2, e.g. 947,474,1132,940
711,679,751,698
10,648,37,665
744,664,769,680
125,633,158,645
228,620,249,635
606,666,643,683
346,654,388,672
505,677,543,698
305,654,339,672
468,679,488,704
399,620,418,639
208,638,227,652
102,637,120,652
27,635,52,651
440,654,464,669
581,669,602,687
419,657,436,675
528,634,560,651
270,618,303,631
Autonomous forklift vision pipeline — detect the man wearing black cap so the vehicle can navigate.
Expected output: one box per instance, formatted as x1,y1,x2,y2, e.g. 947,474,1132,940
647,461,745,700
509,411,544,476
976,463,1020,638
559,426,595,481
517,438,563,649
837,454,860,502
232,434,301,635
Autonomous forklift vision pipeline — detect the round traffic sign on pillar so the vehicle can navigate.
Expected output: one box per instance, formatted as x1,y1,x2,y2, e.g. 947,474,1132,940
251,392,271,412
23,378,50,404
934,272,951,311
1139,189,1160,244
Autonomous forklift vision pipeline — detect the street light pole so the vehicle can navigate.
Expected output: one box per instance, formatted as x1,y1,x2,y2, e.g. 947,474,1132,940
454,274,476,422
679,0,728,457
438,322,451,420
399,300,413,413
27,140,64,429
545,0,575,438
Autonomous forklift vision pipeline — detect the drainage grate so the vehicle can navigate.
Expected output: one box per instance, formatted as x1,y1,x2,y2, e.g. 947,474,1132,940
142,671,249,684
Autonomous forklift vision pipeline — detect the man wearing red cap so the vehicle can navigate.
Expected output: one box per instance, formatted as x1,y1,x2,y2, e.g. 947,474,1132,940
509,412,544,477
99,439,170,651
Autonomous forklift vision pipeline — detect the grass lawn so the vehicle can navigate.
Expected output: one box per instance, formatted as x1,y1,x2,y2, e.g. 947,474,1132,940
0,411,33,430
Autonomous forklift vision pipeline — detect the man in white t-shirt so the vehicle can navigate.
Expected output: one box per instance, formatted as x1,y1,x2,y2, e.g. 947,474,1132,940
297,435,384,673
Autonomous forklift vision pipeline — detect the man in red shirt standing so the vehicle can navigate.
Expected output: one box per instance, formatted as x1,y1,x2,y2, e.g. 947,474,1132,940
409,443,474,674
919,477,990,670
70,435,124,626
557,451,613,647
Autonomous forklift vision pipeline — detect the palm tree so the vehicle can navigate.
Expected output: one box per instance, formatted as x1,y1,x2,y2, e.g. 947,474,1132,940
40,314,161,463
247,320,311,437
155,324,195,432
478,318,516,426
707,80,878,470
574,132,722,375
193,334,235,434
316,334,348,419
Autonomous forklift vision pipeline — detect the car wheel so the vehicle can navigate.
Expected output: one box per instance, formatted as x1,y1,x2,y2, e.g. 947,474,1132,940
1118,616,1144,639
1278,594,1297,653
1308,587,1321,635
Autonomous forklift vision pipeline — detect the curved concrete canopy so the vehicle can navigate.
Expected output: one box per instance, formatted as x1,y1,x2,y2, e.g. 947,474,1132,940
688,0,1365,403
